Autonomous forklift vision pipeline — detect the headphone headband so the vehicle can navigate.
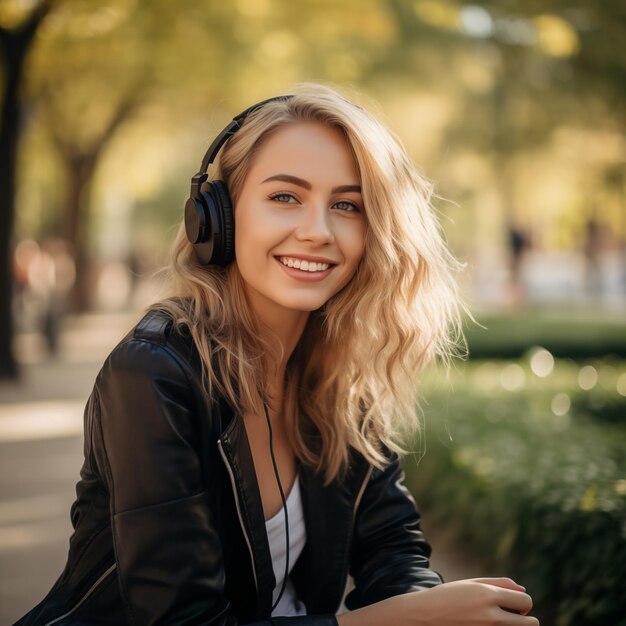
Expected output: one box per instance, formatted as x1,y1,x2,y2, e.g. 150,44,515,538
197,95,293,175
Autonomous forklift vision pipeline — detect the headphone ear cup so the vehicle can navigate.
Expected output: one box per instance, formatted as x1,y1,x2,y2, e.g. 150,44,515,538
184,195,206,245
188,181,234,266
208,180,235,266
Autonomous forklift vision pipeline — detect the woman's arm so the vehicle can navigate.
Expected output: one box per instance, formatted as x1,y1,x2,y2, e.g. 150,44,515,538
341,451,538,625
344,449,441,609
337,578,538,626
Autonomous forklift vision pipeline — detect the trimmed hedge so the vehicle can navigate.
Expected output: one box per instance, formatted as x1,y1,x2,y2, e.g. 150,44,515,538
466,312,626,360
405,358,626,626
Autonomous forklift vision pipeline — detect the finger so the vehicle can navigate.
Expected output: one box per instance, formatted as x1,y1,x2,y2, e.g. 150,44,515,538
500,611,540,626
491,587,533,615
471,577,526,591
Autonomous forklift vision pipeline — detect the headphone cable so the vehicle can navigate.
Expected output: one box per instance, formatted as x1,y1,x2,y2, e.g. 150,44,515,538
263,401,290,613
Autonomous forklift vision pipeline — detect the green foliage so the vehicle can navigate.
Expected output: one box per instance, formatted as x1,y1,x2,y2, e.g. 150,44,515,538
466,312,626,359
407,358,626,625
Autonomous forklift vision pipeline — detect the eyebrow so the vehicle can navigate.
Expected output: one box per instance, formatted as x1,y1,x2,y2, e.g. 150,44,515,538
262,174,361,194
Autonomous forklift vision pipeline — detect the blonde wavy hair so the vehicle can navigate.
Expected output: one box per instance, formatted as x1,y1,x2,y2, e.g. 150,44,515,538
152,83,464,485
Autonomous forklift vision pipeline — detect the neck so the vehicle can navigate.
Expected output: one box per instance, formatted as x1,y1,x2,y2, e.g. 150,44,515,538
244,297,310,375
253,312,305,428
258,308,309,383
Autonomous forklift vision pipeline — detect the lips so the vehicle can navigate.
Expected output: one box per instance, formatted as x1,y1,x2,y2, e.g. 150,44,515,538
274,256,337,284
276,255,338,272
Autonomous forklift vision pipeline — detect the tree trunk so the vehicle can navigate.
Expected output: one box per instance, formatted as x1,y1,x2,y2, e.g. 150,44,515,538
0,1,53,379
0,35,23,378
65,155,97,312
42,95,141,313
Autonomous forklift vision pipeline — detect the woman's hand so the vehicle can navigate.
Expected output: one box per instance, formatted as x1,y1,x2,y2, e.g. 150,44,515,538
394,577,538,626
336,577,538,626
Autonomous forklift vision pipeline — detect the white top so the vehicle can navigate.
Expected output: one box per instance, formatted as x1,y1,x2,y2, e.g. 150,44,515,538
265,473,308,616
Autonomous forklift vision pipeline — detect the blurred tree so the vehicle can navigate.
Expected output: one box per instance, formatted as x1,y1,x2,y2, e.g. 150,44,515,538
24,0,400,312
472,1,625,296
3,0,625,378
379,0,625,301
0,0,53,379
29,0,169,311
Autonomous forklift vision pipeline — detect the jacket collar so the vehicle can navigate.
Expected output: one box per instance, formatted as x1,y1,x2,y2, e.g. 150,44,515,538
217,406,371,619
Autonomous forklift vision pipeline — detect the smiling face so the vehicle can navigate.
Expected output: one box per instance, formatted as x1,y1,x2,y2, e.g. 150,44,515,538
233,121,367,325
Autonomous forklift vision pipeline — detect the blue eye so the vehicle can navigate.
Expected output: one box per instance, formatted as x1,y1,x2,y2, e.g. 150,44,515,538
334,200,360,212
269,192,298,203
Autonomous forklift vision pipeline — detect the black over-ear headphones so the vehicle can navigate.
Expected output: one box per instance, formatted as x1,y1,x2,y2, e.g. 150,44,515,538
184,95,293,266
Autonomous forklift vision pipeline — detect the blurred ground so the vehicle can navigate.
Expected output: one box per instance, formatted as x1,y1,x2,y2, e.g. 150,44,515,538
0,312,480,624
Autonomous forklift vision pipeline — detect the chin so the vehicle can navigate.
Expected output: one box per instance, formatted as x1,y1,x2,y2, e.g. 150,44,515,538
283,299,328,312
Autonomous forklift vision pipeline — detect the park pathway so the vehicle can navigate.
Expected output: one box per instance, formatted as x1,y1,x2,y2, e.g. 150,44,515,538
0,311,478,624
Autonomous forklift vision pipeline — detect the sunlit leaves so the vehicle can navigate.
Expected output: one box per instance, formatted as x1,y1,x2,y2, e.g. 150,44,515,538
414,0,461,33
533,14,579,58
0,0,41,29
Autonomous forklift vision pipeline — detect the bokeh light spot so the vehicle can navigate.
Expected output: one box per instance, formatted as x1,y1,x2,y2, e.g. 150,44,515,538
578,365,598,391
534,14,580,58
460,6,493,38
551,392,570,416
500,363,525,391
530,347,554,378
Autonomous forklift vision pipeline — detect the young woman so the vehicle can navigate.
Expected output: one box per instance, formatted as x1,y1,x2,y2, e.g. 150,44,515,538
15,85,537,625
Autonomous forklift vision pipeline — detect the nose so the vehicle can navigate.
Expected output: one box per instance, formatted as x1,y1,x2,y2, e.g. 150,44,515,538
294,203,335,245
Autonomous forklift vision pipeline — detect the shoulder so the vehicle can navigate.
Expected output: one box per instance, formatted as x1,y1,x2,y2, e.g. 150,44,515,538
91,308,220,446
122,306,197,363
97,307,201,391
131,306,195,354
132,307,179,345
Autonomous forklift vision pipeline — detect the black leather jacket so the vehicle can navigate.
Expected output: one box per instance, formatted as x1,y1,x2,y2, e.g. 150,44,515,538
15,309,442,626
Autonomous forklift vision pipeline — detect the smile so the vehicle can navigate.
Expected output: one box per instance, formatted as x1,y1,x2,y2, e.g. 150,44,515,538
278,256,333,272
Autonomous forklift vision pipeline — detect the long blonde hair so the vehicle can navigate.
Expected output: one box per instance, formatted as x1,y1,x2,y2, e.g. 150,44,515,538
153,84,464,485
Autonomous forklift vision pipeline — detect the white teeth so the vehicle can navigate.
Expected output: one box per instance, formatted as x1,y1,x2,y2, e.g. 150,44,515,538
280,257,330,272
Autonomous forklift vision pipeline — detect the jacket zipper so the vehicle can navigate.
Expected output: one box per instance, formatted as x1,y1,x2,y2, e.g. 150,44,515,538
217,438,259,593
353,465,373,520
43,563,116,626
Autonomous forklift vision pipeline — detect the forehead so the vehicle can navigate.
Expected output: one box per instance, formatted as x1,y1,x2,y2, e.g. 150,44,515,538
247,121,360,184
